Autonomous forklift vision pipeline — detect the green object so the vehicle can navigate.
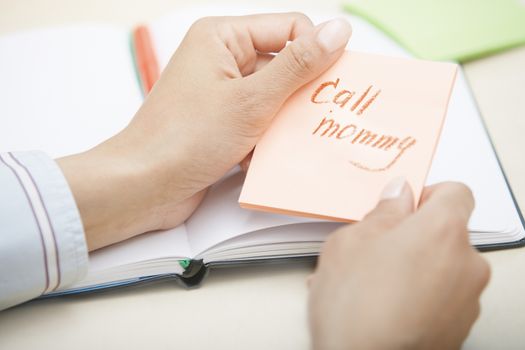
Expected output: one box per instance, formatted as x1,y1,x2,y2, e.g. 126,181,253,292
344,0,525,62
179,259,191,269
129,32,145,99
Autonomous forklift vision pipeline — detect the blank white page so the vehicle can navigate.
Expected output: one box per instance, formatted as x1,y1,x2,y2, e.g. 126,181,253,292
427,71,523,234
185,170,322,257
0,25,143,158
88,225,191,272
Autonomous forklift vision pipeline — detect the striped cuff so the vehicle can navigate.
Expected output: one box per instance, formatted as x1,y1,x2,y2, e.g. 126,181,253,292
0,151,88,293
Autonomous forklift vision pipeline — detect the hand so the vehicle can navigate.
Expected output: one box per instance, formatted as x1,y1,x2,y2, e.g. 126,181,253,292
308,180,490,350
56,14,352,250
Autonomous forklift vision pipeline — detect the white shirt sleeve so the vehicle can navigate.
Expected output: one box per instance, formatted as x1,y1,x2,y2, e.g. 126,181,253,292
0,151,88,311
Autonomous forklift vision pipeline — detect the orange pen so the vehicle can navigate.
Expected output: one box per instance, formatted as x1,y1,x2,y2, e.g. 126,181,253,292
132,25,160,95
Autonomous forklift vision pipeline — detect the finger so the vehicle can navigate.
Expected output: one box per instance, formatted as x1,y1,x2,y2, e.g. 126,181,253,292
418,182,451,206
412,182,475,240
243,18,352,103
419,182,474,223
228,12,314,53
470,252,491,294
182,13,313,77
359,177,415,232
220,13,314,76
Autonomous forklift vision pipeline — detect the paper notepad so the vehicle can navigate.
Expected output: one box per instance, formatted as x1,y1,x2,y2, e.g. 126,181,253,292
240,51,457,222
344,0,525,62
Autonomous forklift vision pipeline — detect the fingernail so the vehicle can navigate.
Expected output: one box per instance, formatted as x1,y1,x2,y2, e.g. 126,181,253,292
381,177,407,200
316,18,352,53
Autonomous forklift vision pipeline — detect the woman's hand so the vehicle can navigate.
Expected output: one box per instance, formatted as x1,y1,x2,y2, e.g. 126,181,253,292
308,180,490,350
57,14,352,250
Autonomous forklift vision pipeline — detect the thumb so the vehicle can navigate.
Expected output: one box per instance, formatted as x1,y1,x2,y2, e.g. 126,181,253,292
249,18,352,102
362,177,415,231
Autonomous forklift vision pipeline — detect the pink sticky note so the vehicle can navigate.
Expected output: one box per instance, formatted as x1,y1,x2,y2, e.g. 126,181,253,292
239,51,457,222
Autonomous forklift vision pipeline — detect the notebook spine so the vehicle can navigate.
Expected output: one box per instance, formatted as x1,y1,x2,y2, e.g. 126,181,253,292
178,259,208,288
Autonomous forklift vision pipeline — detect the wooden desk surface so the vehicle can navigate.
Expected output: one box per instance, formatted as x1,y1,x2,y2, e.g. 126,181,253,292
1,1,524,348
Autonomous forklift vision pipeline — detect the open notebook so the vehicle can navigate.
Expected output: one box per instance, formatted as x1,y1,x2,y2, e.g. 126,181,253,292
0,6,523,295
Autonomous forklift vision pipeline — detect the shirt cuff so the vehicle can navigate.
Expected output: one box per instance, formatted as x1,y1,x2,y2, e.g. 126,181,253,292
10,151,88,291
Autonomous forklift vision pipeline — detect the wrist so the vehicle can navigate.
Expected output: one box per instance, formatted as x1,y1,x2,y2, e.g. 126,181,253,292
56,128,188,251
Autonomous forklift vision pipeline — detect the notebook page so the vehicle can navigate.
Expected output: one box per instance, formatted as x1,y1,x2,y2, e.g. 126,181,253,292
60,224,190,290
198,224,341,262
185,170,322,257
427,71,524,235
149,7,523,253
0,25,142,158
87,225,191,273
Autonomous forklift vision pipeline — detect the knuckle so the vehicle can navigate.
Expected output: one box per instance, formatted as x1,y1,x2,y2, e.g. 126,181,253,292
324,229,345,250
472,302,481,321
229,81,252,102
224,83,268,132
441,182,475,212
318,235,339,265
428,210,470,245
228,82,257,108
463,251,491,293
363,201,410,232
286,12,312,25
229,82,263,114
323,225,356,252
373,202,407,221
285,42,316,76
442,209,467,231
475,256,491,288
367,212,401,232
189,16,220,33
447,182,474,201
